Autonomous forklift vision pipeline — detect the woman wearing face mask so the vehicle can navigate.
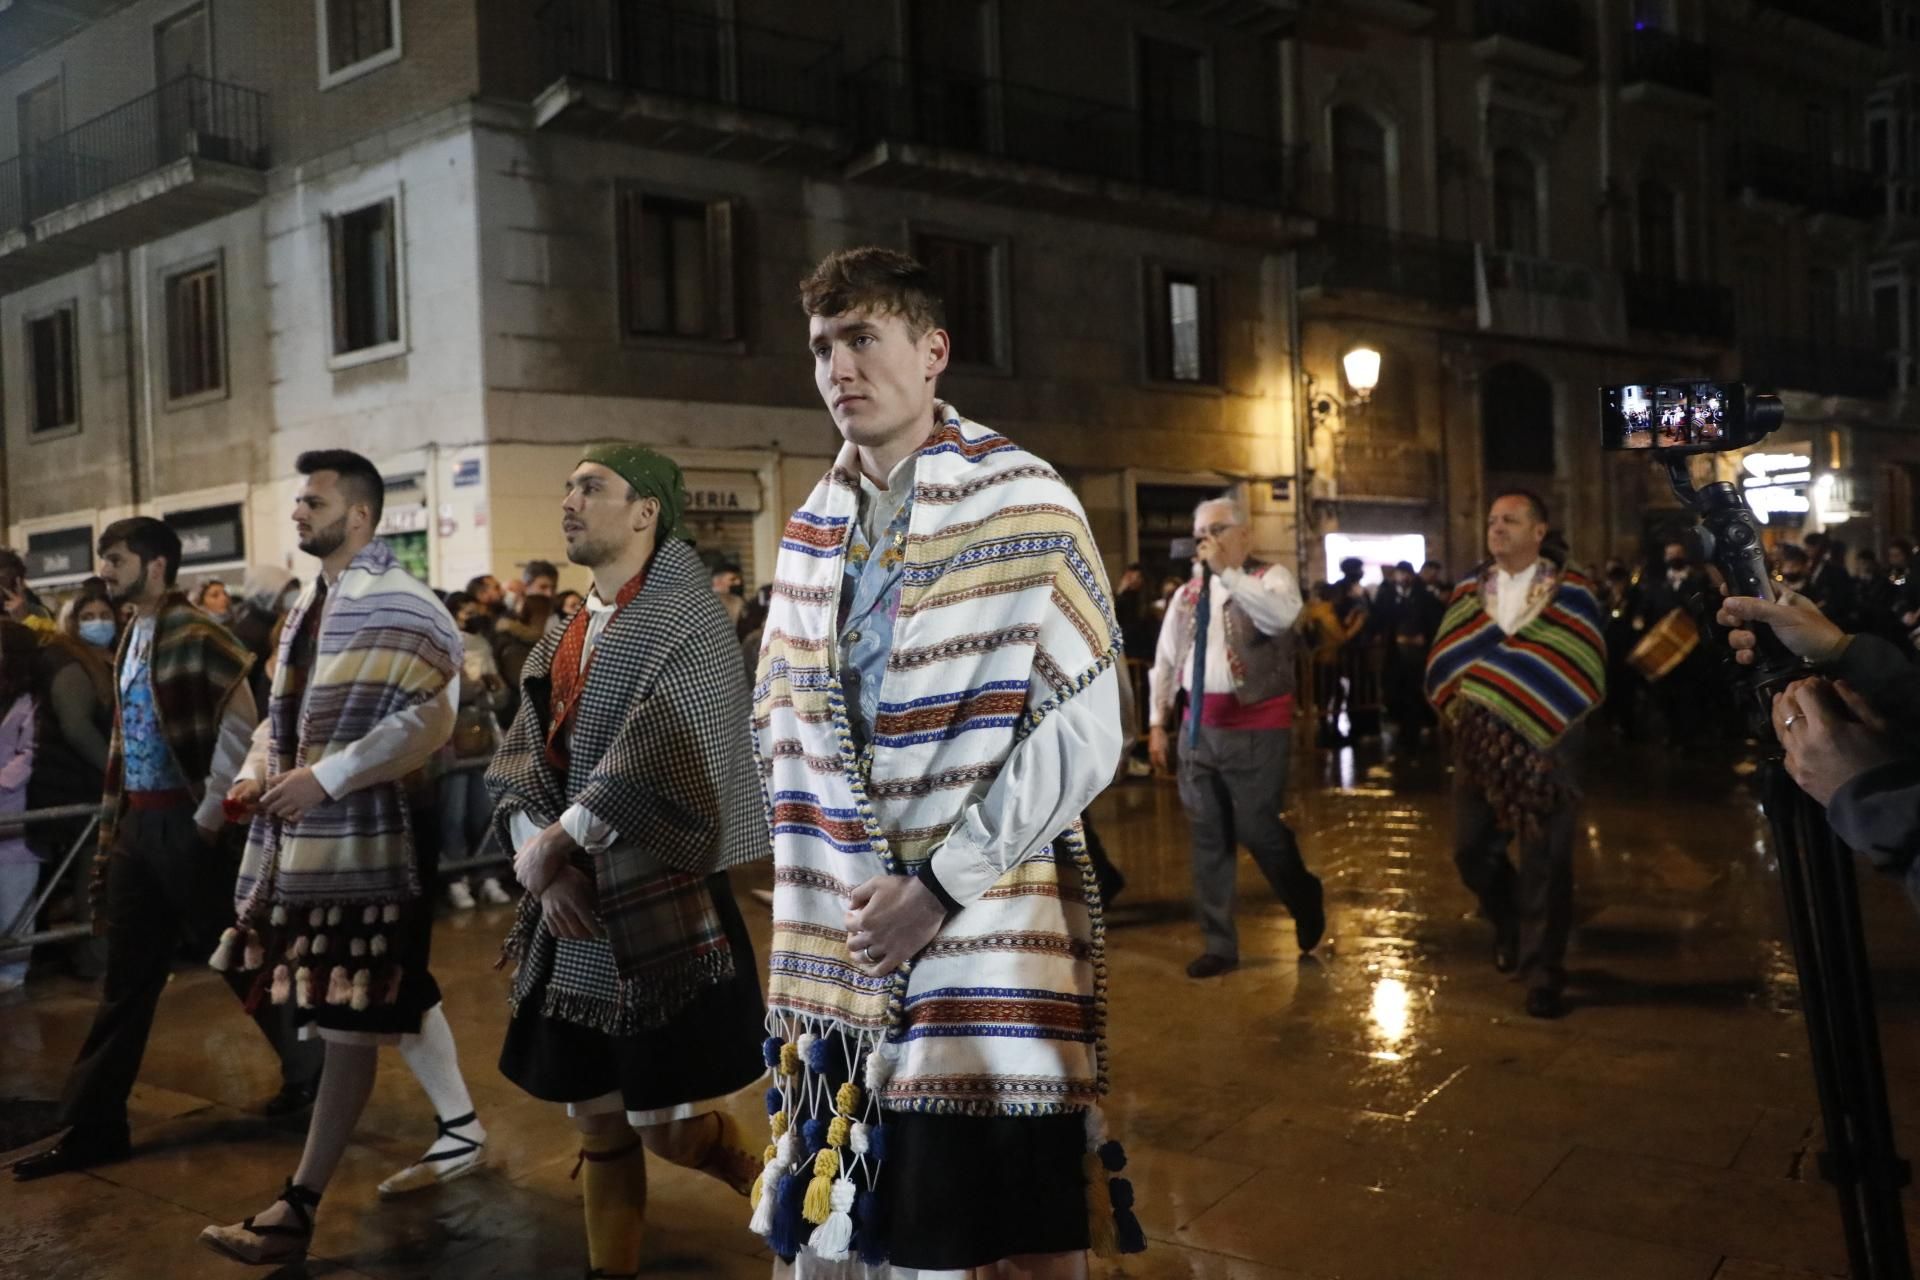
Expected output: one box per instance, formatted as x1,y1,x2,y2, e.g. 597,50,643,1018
30,579,118,975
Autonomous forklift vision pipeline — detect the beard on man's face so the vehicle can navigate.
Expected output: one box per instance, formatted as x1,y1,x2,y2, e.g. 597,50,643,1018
105,567,146,606
566,534,619,569
298,515,349,559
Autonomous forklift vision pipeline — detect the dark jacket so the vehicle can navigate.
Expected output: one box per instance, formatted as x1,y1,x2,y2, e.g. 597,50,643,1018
1824,634,1920,908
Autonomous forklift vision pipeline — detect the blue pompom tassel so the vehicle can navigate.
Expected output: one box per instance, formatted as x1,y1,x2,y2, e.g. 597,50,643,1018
1108,1176,1136,1211
802,1117,829,1153
866,1122,889,1163
765,1086,783,1115
762,1036,785,1068
1115,1206,1147,1254
768,1172,807,1260
854,1187,889,1265
1098,1139,1127,1172
805,1035,832,1073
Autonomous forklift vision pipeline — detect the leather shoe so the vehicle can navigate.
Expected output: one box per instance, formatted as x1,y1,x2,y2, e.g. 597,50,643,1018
1185,953,1237,979
259,1079,318,1120
12,1126,131,1181
1524,987,1565,1019
1492,918,1519,975
1295,891,1327,955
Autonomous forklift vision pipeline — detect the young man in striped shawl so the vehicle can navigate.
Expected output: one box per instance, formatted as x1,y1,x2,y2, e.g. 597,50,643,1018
488,445,769,1280
1424,490,1606,1020
750,248,1138,1272
202,450,481,1265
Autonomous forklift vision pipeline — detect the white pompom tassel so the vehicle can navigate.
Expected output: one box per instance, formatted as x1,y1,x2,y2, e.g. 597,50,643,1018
370,934,387,957
849,1122,871,1157
350,969,371,1011
270,904,288,926
382,903,400,923
863,1042,896,1091
208,927,239,971
269,964,291,1005
806,1178,857,1259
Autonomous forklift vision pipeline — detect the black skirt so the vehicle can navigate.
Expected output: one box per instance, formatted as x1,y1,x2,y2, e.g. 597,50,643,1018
498,873,767,1113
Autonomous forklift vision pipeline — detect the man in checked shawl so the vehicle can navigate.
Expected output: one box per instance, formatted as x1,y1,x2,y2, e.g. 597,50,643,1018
1424,490,1606,1022
749,248,1137,1273
488,444,770,1280
202,450,481,1265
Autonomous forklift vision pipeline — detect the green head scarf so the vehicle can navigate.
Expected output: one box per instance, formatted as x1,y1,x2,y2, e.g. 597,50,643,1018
579,443,692,543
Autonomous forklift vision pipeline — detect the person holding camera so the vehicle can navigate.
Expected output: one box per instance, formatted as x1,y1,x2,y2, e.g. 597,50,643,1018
1719,591,1920,898
1426,491,1607,1019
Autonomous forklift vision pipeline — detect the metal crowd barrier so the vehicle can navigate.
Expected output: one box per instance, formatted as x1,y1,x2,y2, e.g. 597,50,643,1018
0,756,515,954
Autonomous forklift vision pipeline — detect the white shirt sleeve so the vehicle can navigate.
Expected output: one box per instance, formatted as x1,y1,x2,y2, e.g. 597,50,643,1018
1147,589,1193,729
559,803,618,854
238,716,271,786
196,680,259,831
926,664,1123,909
509,810,544,855
1218,564,1303,635
309,676,460,801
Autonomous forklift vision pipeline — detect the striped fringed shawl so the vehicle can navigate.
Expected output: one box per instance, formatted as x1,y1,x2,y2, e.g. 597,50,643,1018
1423,562,1607,748
235,540,461,921
752,407,1121,1124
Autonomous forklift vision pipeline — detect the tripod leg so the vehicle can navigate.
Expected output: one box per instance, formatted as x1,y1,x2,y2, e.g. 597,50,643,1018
1767,763,1874,1280
1802,801,1913,1279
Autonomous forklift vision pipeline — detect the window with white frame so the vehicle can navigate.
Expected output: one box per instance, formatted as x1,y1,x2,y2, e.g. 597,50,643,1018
165,261,224,402
617,188,737,341
327,197,403,360
319,0,400,86
27,305,78,434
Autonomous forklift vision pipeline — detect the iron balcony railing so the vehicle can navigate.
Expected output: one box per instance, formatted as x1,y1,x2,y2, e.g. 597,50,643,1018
1758,0,1883,45
0,74,267,232
1621,26,1714,99
1622,272,1735,340
538,0,843,126
1299,222,1478,310
1726,140,1882,219
845,58,1301,210
1474,0,1584,60
1742,337,1893,399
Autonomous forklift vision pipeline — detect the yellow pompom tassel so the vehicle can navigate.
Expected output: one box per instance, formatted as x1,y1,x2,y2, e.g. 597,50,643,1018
771,1111,789,1138
1085,1152,1117,1258
827,1115,850,1149
803,1172,834,1225
834,1082,861,1115
779,1043,801,1076
749,1171,765,1209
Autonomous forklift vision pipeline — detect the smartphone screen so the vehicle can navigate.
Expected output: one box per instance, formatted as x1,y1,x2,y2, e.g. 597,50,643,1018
1600,382,1749,453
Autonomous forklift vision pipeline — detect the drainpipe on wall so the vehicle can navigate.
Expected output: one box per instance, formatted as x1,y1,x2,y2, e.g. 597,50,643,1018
122,247,148,509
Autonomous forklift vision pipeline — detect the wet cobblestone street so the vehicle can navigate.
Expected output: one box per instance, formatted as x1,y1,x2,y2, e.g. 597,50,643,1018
7,730,1920,1278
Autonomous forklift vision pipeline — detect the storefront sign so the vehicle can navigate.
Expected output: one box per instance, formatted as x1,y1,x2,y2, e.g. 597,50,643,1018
24,525,95,582
166,503,246,568
377,503,429,537
683,471,762,513
1741,451,1812,525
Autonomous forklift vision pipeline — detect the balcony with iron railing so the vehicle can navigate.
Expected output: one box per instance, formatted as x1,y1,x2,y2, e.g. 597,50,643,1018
842,59,1303,216
0,75,269,293
1756,0,1883,46
1620,27,1715,111
1742,336,1894,399
1472,0,1584,76
1726,140,1883,220
532,0,845,162
1622,272,1734,342
1297,223,1478,312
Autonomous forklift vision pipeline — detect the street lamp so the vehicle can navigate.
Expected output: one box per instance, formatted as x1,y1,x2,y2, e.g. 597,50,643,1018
1342,346,1382,402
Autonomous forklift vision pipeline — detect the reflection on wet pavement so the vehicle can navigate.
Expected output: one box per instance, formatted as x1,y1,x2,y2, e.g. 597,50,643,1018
5,732,1918,1277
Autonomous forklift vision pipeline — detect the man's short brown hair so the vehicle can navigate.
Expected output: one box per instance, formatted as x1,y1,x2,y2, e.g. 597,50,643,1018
798,247,945,337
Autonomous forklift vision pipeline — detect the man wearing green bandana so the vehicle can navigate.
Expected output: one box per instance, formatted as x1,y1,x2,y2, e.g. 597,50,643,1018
488,446,771,1278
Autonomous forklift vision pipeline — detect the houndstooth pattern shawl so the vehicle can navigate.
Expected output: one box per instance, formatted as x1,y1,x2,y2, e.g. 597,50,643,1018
488,537,768,1028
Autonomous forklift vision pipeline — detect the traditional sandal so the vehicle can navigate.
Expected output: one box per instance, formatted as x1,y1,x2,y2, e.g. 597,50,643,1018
378,1110,487,1197
697,1112,761,1197
569,1135,644,1181
199,1179,321,1266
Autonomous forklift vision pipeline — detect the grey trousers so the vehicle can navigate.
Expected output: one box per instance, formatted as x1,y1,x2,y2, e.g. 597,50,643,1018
1451,728,1582,993
1178,722,1322,960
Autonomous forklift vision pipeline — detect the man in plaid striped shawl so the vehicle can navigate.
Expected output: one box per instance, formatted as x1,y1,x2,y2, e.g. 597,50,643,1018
1425,490,1605,1022
487,444,769,1280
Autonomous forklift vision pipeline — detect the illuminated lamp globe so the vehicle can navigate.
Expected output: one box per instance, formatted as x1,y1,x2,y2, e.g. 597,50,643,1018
1343,347,1382,402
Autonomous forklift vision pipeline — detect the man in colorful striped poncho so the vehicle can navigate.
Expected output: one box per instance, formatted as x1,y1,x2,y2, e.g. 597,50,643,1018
1425,490,1606,1020
750,248,1141,1272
